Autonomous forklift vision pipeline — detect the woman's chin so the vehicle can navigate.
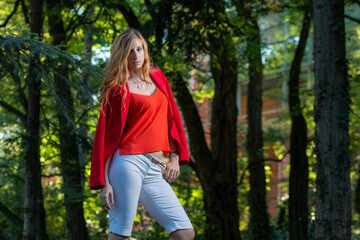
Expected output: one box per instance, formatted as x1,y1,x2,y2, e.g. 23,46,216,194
129,66,142,72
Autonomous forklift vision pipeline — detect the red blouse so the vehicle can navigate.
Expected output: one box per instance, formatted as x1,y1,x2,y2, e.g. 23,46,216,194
90,68,189,190
118,87,171,155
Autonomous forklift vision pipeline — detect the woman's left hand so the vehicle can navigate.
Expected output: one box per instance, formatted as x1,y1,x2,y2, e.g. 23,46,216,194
165,156,180,183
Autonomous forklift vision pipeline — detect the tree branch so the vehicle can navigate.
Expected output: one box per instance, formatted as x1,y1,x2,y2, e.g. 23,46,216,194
9,58,28,112
102,9,123,35
0,99,26,123
0,200,23,227
115,1,142,29
238,165,249,187
350,0,360,5
238,150,291,186
264,158,285,162
0,0,21,28
77,107,92,123
64,5,103,43
0,229,10,240
345,14,360,24
64,3,81,34
20,0,30,24
42,173,62,177
144,0,156,18
350,108,360,120
237,133,317,188
168,70,214,182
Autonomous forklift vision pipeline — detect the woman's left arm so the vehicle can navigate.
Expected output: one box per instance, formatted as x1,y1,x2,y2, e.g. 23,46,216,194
166,118,180,183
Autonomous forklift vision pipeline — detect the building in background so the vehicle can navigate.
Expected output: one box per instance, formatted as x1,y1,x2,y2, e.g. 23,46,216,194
183,4,360,219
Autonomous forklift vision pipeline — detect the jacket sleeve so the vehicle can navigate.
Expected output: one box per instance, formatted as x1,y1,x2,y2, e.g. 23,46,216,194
89,99,108,190
89,86,126,190
158,69,190,165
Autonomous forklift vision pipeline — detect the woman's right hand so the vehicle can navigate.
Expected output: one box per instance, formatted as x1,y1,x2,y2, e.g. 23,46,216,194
100,184,114,210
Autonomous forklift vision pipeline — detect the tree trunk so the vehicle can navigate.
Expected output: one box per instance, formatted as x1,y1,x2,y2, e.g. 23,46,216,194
54,61,89,240
245,19,271,240
205,17,240,240
355,175,360,215
313,0,351,239
78,6,94,191
175,1,240,238
46,1,89,239
22,0,43,239
36,179,48,240
231,0,271,237
0,200,23,227
23,37,41,240
288,7,312,240
170,69,241,240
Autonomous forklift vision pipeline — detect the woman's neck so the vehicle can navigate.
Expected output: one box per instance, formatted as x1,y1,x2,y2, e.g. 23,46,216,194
128,69,142,81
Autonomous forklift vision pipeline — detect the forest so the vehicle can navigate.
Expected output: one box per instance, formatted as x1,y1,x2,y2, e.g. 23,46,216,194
0,0,359,239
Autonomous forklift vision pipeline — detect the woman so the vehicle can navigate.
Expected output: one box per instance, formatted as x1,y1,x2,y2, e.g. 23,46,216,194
89,29,194,240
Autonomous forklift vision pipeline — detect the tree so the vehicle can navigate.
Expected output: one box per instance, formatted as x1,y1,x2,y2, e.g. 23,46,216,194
23,0,44,239
244,18,271,240
78,5,95,192
313,0,351,239
158,1,241,238
0,1,49,239
232,1,271,238
192,2,240,239
288,4,312,240
45,0,90,238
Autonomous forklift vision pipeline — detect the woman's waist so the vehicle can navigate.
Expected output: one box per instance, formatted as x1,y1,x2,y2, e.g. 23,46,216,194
147,150,164,161
118,146,170,158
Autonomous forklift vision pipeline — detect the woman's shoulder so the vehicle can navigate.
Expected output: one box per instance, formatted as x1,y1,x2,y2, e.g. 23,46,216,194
150,66,161,75
149,66,166,81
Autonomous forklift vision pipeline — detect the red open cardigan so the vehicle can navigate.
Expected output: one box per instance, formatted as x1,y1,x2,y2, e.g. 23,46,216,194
89,68,189,190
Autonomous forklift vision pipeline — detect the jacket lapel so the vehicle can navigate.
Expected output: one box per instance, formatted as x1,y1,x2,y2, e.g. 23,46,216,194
150,71,168,98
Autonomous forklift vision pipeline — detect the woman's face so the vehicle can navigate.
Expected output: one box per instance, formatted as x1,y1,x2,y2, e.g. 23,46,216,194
127,38,144,72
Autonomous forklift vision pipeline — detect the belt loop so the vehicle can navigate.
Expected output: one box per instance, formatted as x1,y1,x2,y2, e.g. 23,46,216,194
142,153,167,171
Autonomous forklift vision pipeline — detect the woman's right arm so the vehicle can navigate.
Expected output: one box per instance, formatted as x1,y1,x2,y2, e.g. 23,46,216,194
99,158,114,210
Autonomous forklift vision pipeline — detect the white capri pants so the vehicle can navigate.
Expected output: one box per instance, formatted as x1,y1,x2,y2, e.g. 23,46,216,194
108,149,193,237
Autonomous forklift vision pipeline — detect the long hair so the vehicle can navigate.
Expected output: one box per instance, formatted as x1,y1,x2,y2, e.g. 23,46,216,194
98,29,151,113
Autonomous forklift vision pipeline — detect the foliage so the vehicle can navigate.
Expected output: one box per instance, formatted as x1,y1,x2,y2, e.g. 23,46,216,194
0,0,359,239
0,30,102,239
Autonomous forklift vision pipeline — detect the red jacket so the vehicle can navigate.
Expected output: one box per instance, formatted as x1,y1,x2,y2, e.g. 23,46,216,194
89,68,189,190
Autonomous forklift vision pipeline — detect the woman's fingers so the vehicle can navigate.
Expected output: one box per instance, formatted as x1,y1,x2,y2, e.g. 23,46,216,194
165,168,180,182
165,159,180,182
166,169,171,181
100,185,113,210
106,197,111,210
171,169,179,180
109,189,114,205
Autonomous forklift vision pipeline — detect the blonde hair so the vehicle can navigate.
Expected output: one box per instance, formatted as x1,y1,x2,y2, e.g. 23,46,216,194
98,29,151,113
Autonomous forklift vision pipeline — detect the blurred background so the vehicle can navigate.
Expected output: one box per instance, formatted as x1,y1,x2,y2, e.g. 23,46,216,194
0,0,359,239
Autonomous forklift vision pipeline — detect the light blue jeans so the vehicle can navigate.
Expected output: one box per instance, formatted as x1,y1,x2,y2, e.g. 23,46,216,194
108,149,193,237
